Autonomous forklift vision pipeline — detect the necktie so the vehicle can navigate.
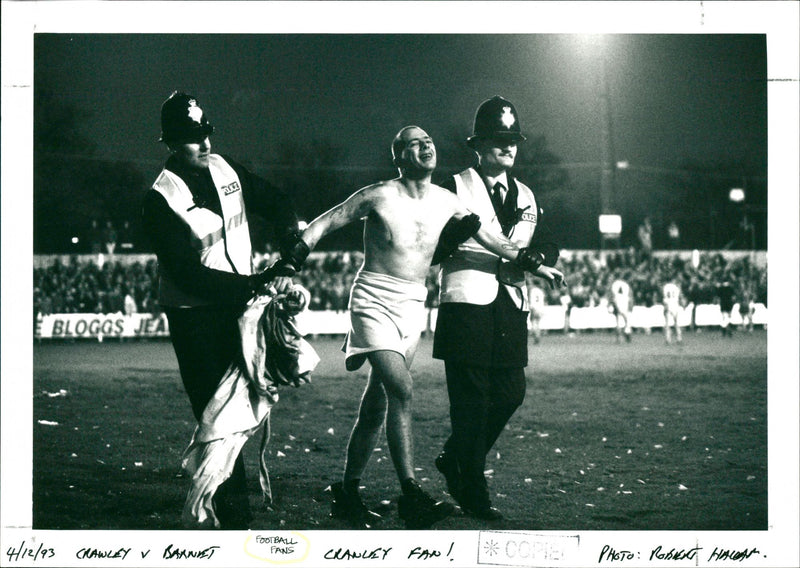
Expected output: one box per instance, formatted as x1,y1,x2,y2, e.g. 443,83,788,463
491,182,505,214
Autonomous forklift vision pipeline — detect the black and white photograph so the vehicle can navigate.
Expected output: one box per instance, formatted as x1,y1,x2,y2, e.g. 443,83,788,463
2,1,798,567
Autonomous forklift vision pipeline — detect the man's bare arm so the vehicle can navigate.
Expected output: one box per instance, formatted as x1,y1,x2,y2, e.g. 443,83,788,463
472,226,565,288
277,186,376,272
301,187,375,249
471,225,520,261
448,197,565,287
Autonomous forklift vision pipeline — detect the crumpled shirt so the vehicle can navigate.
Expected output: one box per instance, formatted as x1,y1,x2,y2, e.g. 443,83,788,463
180,286,319,528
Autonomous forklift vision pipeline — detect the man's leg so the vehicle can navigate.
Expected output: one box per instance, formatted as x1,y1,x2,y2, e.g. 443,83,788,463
331,372,387,528
665,311,673,343
443,361,507,519
367,350,454,528
470,366,525,520
166,307,252,529
343,373,388,482
484,366,526,454
437,362,462,504
366,350,415,481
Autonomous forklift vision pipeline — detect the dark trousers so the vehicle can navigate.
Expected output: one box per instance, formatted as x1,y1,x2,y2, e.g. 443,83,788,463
165,306,251,528
441,361,526,507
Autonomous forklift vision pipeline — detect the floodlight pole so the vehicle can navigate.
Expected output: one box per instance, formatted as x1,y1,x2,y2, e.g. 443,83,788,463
599,48,616,248
600,50,616,215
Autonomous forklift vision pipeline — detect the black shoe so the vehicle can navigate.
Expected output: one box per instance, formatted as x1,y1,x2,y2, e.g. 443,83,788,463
460,489,503,521
330,482,382,529
434,453,463,505
398,480,455,529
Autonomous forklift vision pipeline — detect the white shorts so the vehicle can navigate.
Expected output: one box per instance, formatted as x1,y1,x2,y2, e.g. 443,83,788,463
342,270,428,371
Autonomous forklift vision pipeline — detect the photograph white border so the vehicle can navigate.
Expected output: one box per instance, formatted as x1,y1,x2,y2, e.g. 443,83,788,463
2,2,798,567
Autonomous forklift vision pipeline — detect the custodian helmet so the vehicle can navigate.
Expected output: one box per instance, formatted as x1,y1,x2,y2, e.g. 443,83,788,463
467,95,526,147
159,91,215,144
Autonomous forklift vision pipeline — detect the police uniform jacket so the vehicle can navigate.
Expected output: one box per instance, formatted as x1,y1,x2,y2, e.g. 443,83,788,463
141,154,298,310
433,166,548,368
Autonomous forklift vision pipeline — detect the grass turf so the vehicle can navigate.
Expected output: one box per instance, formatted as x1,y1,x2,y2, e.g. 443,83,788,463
32,329,767,531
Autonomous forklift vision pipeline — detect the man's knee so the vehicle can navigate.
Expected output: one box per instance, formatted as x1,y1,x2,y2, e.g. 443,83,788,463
385,376,413,404
369,351,414,402
357,375,388,417
361,392,387,415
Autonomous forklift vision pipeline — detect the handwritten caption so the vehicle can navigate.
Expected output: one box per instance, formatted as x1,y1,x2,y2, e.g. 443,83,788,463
598,544,763,564
4,537,768,565
4,537,459,565
323,544,454,561
5,540,220,564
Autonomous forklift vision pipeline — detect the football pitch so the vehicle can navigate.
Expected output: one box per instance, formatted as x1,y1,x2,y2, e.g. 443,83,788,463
32,329,767,531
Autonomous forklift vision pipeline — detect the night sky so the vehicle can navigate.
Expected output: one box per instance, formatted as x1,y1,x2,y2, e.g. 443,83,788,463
34,33,767,179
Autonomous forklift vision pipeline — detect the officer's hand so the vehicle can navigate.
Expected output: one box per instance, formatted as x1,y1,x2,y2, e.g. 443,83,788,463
271,276,294,295
249,259,297,296
514,247,545,273
280,231,311,272
535,265,565,290
532,241,560,267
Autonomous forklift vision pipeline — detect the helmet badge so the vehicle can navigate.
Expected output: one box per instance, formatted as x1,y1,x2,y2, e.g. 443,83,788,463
187,100,204,124
501,106,516,128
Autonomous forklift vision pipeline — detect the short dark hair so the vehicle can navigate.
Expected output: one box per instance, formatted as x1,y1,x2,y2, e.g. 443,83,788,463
391,125,422,163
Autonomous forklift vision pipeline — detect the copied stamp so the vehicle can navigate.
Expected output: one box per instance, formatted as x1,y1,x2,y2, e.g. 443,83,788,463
477,531,580,567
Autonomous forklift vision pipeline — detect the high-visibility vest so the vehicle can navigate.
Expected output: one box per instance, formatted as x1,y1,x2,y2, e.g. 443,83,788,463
153,154,253,307
439,168,538,309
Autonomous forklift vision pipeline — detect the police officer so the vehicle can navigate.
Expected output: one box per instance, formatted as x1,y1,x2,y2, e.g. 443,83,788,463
141,92,303,529
432,96,563,520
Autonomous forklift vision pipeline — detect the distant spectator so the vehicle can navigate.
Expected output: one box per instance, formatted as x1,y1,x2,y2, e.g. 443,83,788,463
738,282,755,332
88,219,103,253
637,217,653,264
124,286,138,316
119,220,135,252
667,221,680,250
716,278,736,337
106,284,124,314
686,275,703,331
661,278,683,344
609,271,633,343
560,289,572,336
103,220,118,257
527,279,546,344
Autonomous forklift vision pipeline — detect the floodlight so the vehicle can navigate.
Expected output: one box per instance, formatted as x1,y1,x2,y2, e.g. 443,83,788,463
599,214,622,235
729,188,745,203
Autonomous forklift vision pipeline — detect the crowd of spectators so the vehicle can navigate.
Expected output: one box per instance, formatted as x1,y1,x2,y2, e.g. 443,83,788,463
34,248,767,320
34,256,159,318
554,248,766,312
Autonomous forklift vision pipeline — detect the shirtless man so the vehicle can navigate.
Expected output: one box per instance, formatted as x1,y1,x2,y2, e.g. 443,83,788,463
279,125,563,528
